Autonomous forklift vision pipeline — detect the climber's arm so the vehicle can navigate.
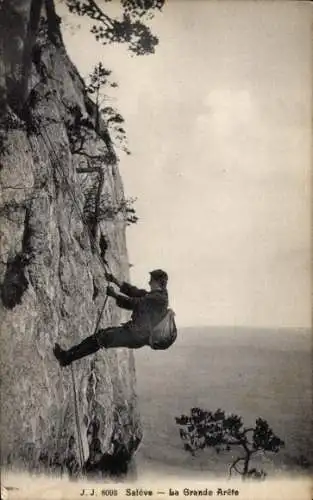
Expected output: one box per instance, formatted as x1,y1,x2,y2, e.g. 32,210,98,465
106,285,139,310
120,281,147,298
115,294,136,311
105,272,147,297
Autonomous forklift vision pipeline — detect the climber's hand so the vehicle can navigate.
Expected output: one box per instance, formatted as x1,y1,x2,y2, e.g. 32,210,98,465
105,272,115,282
105,272,122,288
106,286,117,298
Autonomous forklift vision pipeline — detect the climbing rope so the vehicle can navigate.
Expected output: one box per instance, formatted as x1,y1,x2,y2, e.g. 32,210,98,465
71,365,85,473
37,123,110,271
93,294,110,336
69,296,110,474
32,119,118,475
34,120,114,327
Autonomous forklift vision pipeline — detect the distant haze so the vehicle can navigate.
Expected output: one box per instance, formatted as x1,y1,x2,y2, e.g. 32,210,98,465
134,326,313,477
58,1,312,328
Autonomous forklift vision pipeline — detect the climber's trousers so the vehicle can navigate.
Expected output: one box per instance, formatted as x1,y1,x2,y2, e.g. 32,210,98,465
95,325,150,349
54,325,149,367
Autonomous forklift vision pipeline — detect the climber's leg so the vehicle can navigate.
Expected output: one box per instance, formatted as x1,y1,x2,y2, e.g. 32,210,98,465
53,335,100,367
95,326,148,349
53,326,149,367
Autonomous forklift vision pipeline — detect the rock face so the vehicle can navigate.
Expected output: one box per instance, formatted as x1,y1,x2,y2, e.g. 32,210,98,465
0,0,141,478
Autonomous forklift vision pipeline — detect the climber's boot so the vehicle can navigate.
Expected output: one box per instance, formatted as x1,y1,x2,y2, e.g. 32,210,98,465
53,336,100,367
53,343,68,366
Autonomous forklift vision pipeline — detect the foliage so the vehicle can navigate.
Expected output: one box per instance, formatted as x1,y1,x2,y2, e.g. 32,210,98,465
100,105,130,155
117,196,138,225
65,104,93,153
86,63,116,95
84,191,138,226
60,1,159,232
65,0,165,55
175,408,284,480
64,103,115,163
85,64,130,154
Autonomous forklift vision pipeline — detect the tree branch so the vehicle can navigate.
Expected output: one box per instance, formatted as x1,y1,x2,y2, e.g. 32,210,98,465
229,457,244,477
67,0,114,28
88,0,114,27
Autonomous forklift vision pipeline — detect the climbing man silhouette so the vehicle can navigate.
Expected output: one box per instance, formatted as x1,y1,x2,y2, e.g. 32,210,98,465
53,269,169,367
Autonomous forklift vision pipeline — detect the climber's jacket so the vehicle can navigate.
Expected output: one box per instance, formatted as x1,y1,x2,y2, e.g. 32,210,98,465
114,281,168,332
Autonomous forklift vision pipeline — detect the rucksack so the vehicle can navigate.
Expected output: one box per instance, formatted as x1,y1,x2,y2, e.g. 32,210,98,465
149,309,177,350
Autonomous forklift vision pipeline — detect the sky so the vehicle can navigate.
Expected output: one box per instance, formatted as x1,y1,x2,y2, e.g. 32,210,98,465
57,1,312,328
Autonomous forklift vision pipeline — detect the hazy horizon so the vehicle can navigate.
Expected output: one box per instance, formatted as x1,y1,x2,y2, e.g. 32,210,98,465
135,324,313,478
178,324,311,331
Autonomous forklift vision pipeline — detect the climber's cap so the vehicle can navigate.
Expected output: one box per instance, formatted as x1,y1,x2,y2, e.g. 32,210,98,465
150,269,168,288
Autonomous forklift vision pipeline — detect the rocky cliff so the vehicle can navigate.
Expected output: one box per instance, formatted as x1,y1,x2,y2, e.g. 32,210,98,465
0,0,141,479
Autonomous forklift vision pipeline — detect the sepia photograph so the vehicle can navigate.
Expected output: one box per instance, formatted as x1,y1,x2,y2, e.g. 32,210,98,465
0,1,312,499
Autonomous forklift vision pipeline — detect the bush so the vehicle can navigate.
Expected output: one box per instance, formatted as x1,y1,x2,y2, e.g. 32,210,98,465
175,408,284,480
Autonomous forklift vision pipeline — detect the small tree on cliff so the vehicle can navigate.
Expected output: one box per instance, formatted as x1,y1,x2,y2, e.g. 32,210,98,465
85,64,130,155
86,62,114,134
175,408,284,480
